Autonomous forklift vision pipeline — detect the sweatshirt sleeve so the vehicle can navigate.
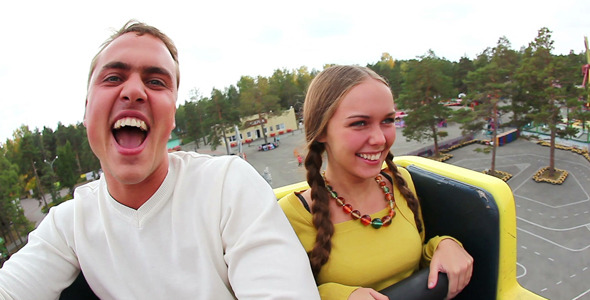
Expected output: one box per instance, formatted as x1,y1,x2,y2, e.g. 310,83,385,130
0,202,79,300
219,157,320,300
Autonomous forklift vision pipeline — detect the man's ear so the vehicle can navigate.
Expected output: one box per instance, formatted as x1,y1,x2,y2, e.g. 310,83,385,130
172,106,176,129
83,99,88,127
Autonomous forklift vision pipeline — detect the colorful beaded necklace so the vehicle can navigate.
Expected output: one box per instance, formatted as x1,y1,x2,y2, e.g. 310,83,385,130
322,172,396,229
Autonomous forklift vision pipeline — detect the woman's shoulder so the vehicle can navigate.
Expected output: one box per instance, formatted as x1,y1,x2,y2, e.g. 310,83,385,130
279,190,310,211
279,190,313,223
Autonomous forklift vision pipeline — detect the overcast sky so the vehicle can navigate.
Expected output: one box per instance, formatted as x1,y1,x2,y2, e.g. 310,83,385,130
1,0,589,142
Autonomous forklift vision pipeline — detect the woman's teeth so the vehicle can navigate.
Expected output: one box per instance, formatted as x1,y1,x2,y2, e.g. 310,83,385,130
357,153,380,161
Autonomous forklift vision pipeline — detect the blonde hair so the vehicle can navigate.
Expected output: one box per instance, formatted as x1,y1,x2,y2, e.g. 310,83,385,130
87,20,180,89
302,65,423,277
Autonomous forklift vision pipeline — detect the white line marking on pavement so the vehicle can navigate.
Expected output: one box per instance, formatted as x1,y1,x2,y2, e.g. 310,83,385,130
517,228,590,251
517,217,590,231
573,288,590,300
516,262,527,278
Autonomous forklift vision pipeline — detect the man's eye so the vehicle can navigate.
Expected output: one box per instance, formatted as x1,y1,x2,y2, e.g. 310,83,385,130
148,79,166,87
105,76,121,82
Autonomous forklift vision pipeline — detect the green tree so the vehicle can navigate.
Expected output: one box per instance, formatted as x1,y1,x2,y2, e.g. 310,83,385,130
398,51,454,157
460,36,518,175
205,87,241,152
42,126,57,160
181,88,209,147
54,123,86,175
238,76,281,145
0,155,33,250
368,53,404,98
56,141,79,196
557,51,587,134
453,56,475,96
269,68,304,110
515,27,576,176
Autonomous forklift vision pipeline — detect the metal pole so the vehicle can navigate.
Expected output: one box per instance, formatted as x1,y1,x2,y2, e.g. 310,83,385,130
31,161,48,207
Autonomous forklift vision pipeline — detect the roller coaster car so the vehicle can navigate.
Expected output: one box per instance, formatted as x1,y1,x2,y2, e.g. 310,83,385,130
60,156,545,299
274,156,545,300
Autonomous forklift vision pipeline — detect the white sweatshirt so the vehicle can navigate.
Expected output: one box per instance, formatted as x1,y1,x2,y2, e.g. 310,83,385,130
0,152,319,300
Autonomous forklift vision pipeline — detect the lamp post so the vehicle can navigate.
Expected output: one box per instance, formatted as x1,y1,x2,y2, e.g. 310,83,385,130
44,156,58,169
31,161,48,208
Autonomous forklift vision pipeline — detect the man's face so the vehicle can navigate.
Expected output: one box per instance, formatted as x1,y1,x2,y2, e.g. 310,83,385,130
85,32,178,193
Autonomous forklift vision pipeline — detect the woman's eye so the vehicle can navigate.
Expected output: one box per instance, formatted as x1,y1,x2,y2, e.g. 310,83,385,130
350,121,366,127
382,118,395,124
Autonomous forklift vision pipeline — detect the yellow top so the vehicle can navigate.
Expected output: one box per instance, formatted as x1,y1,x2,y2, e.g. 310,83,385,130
278,167,452,300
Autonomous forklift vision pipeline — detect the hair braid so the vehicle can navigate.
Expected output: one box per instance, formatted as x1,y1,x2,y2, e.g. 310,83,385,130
385,152,423,233
305,142,334,278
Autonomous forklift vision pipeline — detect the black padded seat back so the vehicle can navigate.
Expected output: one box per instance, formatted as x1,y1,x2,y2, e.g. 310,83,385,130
406,165,500,300
60,272,98,300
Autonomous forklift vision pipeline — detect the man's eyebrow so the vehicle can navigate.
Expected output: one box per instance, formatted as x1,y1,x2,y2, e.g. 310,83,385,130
100,62,172,79
143,66,173,79
102,61,130,71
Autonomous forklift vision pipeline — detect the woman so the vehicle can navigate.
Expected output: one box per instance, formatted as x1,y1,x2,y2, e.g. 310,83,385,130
278,65,473,300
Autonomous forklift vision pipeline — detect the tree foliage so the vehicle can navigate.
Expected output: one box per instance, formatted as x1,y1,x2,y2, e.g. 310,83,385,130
397,50,454,156
56,141,78,195
514,28,580,174
238,76,281,144
459,36,519,173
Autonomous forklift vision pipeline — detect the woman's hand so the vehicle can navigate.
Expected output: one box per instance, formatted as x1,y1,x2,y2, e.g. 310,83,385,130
428,238,473,299
348,288,389,300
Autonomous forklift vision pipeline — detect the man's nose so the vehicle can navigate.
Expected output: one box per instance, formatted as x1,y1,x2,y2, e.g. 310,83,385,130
120,74,147,103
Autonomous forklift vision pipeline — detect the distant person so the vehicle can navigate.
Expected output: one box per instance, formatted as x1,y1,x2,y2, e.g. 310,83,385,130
262,166,273,185
297,154,303,167
0,20,319,299
279,65,472,299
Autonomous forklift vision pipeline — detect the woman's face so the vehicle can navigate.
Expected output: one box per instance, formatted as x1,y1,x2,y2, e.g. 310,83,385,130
321,78,396,181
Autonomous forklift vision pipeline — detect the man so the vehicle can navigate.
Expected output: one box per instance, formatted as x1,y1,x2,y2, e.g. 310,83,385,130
0,20,319,299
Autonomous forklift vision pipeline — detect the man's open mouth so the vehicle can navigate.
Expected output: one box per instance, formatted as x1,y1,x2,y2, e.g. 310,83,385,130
112,117,148,149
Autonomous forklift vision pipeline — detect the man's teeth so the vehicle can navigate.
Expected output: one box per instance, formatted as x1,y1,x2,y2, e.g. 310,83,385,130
113,117,148,131
358,153,380,161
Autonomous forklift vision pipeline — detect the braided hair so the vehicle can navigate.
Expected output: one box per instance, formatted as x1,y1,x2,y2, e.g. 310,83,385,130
302,65,423,278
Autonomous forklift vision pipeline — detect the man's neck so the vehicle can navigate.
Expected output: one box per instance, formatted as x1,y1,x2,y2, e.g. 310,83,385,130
104,163,169,210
